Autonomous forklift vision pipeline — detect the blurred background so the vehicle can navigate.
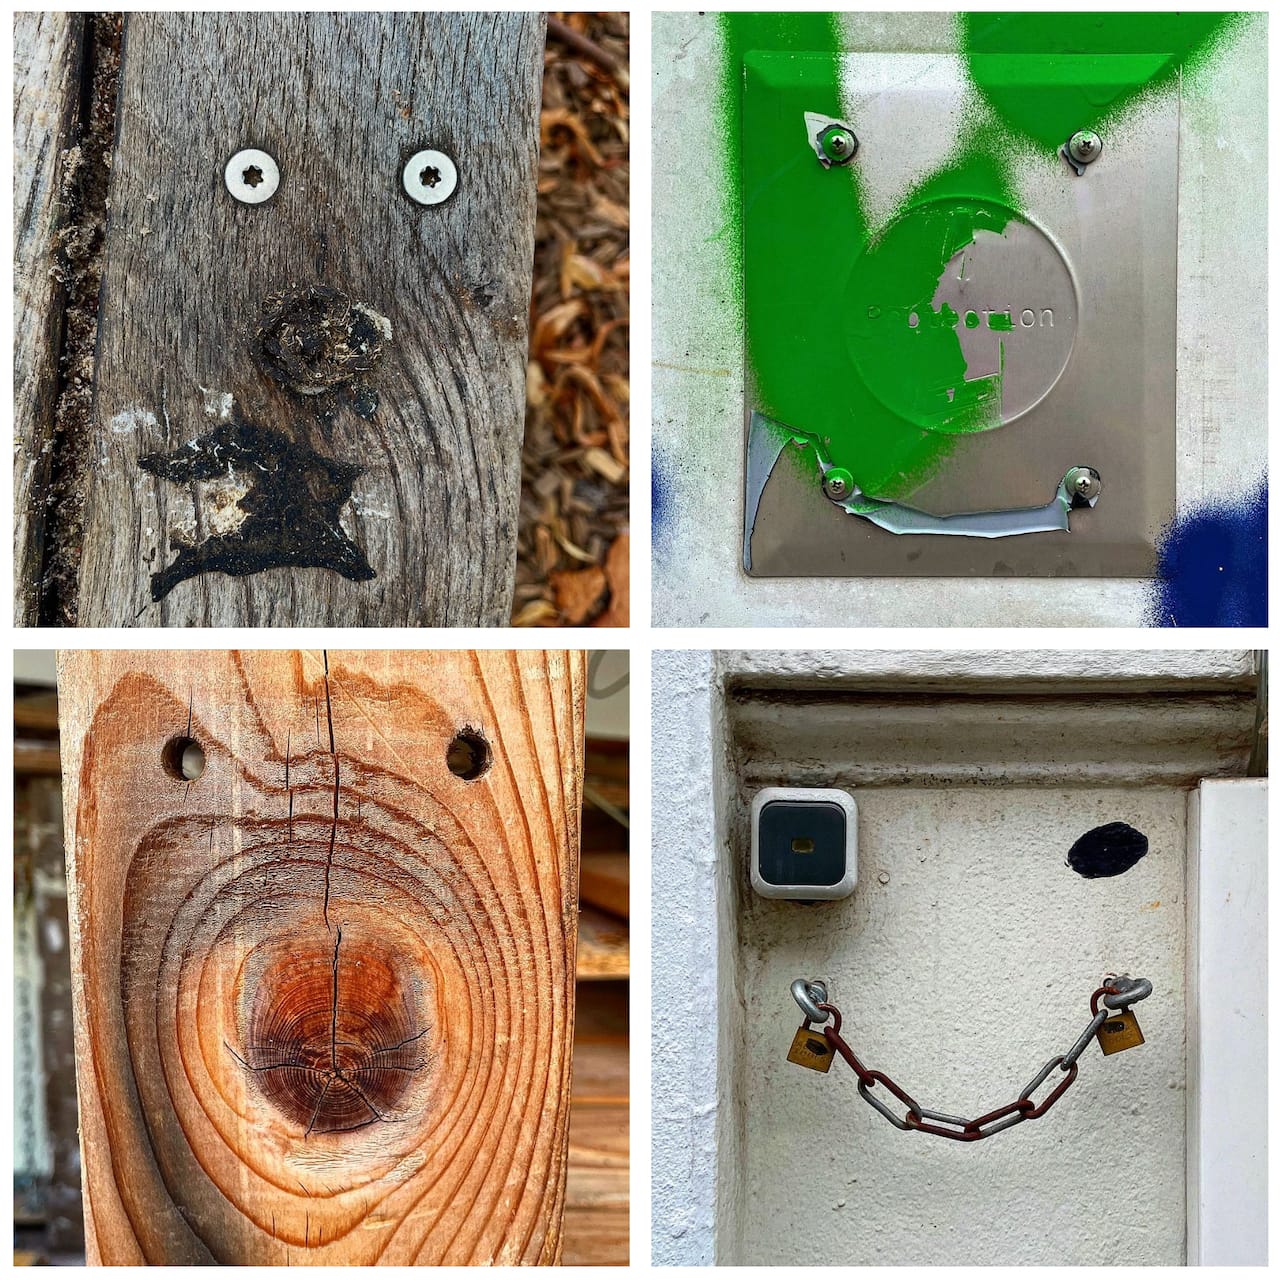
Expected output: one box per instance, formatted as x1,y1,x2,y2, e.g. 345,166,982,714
13,649,629,1265
514,13,630,628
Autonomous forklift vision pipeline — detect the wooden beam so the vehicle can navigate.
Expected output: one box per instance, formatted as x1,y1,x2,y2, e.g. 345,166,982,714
15,693,61,733
576,905,630,979
65,13,544,626
57,650,585,1264
563,982,629,1265
15,740,61,775
579,851,629,919
13,12,84,624
22,773,85,1253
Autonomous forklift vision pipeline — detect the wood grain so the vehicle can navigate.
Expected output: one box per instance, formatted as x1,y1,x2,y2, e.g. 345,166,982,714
74,13,544,626
13,12,83,624
58,650,585,1264
563,982,628,1265
576,905,629,979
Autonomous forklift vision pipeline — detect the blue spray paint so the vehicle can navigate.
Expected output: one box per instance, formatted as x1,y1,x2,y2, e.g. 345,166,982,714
652,448,675,545
1149,481,1267,627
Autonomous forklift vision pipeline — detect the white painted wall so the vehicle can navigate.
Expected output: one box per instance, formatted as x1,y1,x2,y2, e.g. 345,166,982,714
733,785,1187,1265
651,13,1267,626
650,650,1262,1265
650,649,723,1263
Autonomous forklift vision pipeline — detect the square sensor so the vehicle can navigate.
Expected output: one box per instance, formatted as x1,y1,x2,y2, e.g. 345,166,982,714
751,787,858,900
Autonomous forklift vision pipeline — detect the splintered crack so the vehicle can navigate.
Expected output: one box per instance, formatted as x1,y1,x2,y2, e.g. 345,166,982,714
285,731,294,845
322,650,339,930
305,1079,332,1138
330,926,342,1069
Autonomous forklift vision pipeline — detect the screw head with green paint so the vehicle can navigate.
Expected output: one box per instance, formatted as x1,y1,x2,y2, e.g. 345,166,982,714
818,125,858,166
822,468,854,501
1066,130,1102,166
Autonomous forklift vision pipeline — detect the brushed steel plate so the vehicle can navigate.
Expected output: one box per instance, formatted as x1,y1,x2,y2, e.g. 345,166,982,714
745,53,1177,579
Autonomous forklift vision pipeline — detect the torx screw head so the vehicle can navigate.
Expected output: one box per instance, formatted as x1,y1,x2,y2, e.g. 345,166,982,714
403,149,458,205
225,148,280,204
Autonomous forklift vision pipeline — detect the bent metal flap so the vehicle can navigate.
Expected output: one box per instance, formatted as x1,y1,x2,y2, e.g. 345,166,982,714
741,49,1177,578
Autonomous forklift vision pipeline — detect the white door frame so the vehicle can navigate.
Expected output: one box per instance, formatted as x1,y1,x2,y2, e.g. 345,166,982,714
1186,779,1267,1265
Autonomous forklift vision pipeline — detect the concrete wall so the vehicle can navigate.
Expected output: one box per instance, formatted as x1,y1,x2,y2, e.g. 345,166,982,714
650,650,1260,1265
651,13,1267,626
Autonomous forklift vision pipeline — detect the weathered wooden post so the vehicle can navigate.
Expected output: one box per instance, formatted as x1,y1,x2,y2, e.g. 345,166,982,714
57,650,584,1264
18,12,544,627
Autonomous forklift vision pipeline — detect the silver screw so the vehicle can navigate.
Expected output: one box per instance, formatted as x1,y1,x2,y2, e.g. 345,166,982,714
1066,130,1102,167
403,149,458,205
224,148,279,204
1065,466,1102,502
824,476,848,499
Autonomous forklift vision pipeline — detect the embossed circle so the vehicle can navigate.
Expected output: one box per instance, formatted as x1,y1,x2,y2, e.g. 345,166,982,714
845,198,1079,434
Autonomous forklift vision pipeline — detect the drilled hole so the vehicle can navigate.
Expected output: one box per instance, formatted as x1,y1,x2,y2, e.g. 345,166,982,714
420,165,441,188
162,735,206,781
791,837,815,854
242,165,264,188
446,729,491,780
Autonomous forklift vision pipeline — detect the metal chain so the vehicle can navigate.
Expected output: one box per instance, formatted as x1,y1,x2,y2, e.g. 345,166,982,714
793,975,1152,1142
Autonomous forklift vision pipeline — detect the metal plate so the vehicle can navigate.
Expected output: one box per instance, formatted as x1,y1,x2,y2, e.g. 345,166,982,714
744,53,1177,578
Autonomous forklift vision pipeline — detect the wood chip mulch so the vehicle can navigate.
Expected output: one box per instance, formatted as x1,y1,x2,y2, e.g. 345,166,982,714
513,13,629,627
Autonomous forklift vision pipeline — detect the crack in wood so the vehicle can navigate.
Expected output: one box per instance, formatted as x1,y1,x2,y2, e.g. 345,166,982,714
228,923,427,1139
322,651,339,930
34,14,123,625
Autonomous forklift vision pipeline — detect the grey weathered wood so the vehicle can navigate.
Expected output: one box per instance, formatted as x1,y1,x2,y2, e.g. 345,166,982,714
13,12,83,625
76,12,544,626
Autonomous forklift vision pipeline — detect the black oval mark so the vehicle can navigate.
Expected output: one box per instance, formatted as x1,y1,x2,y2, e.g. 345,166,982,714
1066,822,1149,878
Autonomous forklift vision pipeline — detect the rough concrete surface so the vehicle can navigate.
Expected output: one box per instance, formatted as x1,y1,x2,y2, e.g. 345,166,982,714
650,650,723,1265
731,785,1187,1265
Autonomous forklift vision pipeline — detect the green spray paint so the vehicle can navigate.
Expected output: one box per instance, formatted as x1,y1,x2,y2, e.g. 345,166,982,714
960,12,1246,156
715,13,843,325
720,12,1244,499
732,34,1019,494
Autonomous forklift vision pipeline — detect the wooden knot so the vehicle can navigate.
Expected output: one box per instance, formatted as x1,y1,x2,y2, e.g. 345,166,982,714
236,928,428,1137
254,283,392,396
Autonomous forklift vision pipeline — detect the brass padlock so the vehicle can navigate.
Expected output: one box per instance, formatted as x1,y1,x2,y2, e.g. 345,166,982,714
1096,1007,1145,1055
787,1019,834,1072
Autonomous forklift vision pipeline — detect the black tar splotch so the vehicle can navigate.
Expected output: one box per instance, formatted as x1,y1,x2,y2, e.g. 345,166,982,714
139,419,375,601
